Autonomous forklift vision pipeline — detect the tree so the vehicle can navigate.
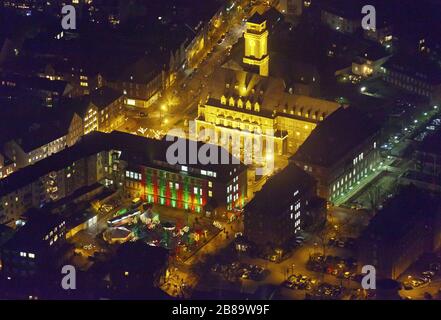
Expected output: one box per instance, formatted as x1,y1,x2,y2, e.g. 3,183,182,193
367,185,382,214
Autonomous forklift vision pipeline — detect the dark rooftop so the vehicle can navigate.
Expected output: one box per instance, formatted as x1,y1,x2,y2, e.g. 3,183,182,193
115,131,247,182
248,12,266,25
113,241,169,274
292,107,380,168
2,209,64,252
101,56,162,85
89,86,123,109
319,0,366,20
245,163,316,214
383,54,441,85
16,122,69,153
360,185,441,241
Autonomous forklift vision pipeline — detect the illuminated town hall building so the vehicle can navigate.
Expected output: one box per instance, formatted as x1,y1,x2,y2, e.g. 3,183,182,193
196,12,340,165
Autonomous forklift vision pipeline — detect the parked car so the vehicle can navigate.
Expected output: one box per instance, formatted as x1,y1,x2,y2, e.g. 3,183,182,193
422,270,436,278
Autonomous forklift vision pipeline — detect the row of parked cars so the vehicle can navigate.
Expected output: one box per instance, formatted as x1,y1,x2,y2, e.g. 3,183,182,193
211,262,267,281
328,237,356,249
307,254,359,280
414,117,441,141
403,262,440,290
282,274,318,291
306,283,343,300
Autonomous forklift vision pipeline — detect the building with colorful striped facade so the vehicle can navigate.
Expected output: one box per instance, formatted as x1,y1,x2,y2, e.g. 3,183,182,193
120,136,248,216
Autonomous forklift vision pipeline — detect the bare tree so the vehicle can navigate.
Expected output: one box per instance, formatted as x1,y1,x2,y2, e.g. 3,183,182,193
367,185,382,215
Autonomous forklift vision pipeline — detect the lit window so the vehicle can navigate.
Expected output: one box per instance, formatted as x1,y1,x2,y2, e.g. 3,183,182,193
208,191,213,197
29,253,35,259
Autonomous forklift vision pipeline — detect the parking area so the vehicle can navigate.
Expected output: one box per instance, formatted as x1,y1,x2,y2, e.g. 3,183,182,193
307,253,359,282
282,273,318,291
306,283,344,300
399,251,441,299
211,261,269,282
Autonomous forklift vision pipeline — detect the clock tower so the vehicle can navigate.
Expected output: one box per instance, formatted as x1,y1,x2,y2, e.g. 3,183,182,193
243,12,269,77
